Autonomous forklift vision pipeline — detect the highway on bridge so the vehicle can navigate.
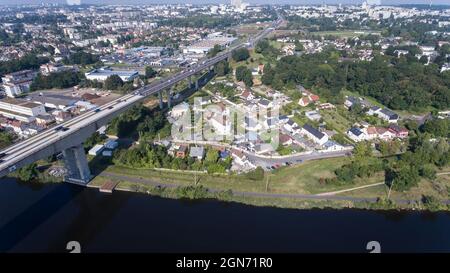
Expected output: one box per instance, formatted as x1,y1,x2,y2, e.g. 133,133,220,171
0,16,284,179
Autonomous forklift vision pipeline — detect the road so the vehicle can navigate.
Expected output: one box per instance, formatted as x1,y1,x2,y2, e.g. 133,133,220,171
245,150,351,168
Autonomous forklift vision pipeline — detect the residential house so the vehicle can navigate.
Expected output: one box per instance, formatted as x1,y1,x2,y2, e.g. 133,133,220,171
305,110,322,122
283,119,300,134
376,127,396,141
176,145,188,158
347,127,365,142
240,89,254,101
388,124,409,139
317,103,335,110
298,90,319,107
377,108,399,123
279,133,293,146
258,98,273,109
189,146,205,160
300,124,329,145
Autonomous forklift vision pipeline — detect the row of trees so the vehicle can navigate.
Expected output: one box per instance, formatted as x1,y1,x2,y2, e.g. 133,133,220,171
326,133,449,192
255,39,280,59
0,54,48,77
260,47,450,111
63,51,99,66
232,48,250,62
30,71,83,91
114,143,232,174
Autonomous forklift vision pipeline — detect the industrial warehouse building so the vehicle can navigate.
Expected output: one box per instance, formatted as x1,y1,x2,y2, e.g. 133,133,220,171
0,98,47,123
84,67,139,82
182,36,236,54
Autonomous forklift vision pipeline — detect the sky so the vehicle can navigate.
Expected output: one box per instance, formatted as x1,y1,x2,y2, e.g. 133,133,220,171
0,0,449,6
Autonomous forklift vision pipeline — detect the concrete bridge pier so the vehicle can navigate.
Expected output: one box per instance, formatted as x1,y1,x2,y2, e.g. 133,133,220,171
158,90,163,109
166,87,172,108
63,144,91,185
195,79,199,90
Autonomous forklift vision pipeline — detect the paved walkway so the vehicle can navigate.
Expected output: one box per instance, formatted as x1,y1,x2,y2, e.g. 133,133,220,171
315,182,386,196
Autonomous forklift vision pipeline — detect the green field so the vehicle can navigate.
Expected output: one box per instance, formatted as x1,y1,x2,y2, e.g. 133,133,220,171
96,157,385,196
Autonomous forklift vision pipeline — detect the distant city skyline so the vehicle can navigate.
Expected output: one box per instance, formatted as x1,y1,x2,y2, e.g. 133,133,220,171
0,0,449,6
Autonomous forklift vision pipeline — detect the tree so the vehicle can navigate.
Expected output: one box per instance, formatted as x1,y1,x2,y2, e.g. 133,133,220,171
420,164,436,180
145,66,157,79
386,162,420,192
294,40,304,51
232,48,250,62
235,66,253,87
0,54,49,77
214,60,230,76
421,118,449,138
63,51,99,65
0,131,14,149
245,166,264,180
205,149,219,164
207,44,222,58
104,74,124,90
17,163,38,181
84,132,106,151
353,142,372,160
30,71,82,91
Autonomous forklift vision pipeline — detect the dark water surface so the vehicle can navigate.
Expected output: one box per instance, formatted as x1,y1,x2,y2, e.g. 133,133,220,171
1,178,449,253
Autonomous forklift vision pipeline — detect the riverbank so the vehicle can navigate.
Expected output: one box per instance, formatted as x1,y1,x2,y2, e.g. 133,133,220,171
88,169,450,212
11,156,450,212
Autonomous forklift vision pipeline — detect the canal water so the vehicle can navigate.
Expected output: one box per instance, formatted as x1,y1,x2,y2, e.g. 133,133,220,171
1,178,450,253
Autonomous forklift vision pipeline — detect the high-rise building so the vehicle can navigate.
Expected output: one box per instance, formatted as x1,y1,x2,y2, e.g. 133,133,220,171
231,0,242,9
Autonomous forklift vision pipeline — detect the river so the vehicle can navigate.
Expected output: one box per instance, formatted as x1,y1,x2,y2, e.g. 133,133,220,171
0,178,449,253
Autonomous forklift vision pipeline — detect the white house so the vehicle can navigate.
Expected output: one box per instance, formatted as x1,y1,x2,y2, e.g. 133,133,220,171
300,124,329,145
347,127,366,142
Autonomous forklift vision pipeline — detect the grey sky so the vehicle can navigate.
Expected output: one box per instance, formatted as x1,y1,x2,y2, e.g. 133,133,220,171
0,0,449,5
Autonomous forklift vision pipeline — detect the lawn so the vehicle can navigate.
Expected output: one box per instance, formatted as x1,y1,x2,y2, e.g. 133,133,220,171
101,157,367,195
268,157,389,195
320,107,354,134
104,165,268,193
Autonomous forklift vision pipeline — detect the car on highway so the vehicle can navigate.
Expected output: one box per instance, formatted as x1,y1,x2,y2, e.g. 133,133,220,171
107,106,113,110
61,127,70,132
54,126,63,131
0,153,6,159
94,108,101,113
